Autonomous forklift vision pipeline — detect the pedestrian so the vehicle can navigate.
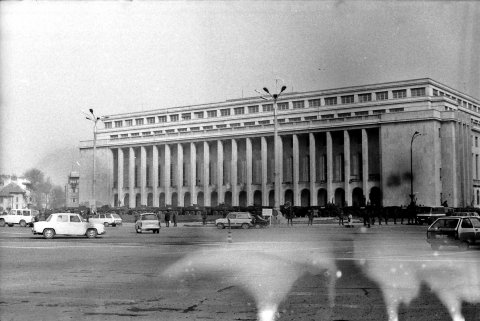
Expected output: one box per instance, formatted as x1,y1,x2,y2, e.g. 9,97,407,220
307,208,314,226
338,208,344,226
363,203,371,228
201,211,207,226
172,210,178,227
346,213,354,228
164,210,171,227
286,203,294,226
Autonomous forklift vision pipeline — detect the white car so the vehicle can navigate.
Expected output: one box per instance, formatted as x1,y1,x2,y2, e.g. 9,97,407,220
32,213,106,239
215,212,255,229
89,213,123,226
135,213,160,234
0,209,38,227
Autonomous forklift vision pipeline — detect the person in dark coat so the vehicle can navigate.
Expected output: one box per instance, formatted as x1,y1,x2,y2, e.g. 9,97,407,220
172,210,178,227
307,208,314,226
201,211,207,226
164,210,171,227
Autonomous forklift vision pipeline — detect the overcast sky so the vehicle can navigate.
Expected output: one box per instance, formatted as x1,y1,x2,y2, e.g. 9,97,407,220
1,1,479,186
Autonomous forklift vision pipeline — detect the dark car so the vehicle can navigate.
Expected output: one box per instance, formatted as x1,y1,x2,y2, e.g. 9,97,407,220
427,216,480,250
252,214,270,228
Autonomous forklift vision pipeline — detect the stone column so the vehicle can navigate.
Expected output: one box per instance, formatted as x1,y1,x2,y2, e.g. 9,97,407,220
344,130,351,206
177,143,184,207
326,132,333,204
277,135,284,205
217,140,224,204
246,137,253,205
117,148,124,206
164,144,171,206
309,133,317,206
261,137,268,205
152,145,159,207
203,141,210,206
362,129,369,204
292,134,300,205
128,147,135,208
140,146,147,206
190,142,197,205
231,139,238,206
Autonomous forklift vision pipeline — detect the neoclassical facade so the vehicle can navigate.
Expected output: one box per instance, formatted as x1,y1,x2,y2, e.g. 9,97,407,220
79,78,480,209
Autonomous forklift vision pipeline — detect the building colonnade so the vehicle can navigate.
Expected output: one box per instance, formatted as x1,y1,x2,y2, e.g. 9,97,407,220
111,128,381,208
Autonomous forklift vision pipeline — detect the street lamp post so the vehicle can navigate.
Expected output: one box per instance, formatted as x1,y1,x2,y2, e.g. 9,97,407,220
262,85,287,216
85,109,108,213
409,131,421,206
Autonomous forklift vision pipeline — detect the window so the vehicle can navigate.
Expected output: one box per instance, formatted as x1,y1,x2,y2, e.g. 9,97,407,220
182,113,191,120
178,128,187,132
131,133,139,137
153,130,162,135
304,116,317,121
158,116,167,123
277,102,289,110
308,99,321,107
121,134,128,138
170,114,179,122
322,114,334,119
244,121,255,126
110,135,118,139
376,91,388,100
220,108,231,116
147,117,155,124
289,117,301,122
355,111,369,116
325,97,337,105
203,125,213,130
135,118,144,126
341,95,354,104
373,109,386,114
392,89,407,99
216,124,227,128
338,112,351,118
190,127,200,131
292,101,305,109
475,136,478,147
248,105,259,113
70,215,81,223
165,129,175,133
207,110,217,118
259,120,270,125
277,118,286,123
433,89,439,96
390,107,405,112
194,111,204,119
358,93,372,102
262,104,273,112
124,119,132,126
115,120,123,128
230,123,241,127
411,87,426,97
104,122,112,129
234,107,245,115
142,131,151,136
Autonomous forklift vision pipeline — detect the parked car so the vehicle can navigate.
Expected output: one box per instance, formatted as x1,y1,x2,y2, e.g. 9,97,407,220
89,213,123,226
32,213,106,239
135,213,160,234
416,206,450,225
0,209,38,227
426,216,480,250
215,212,258,229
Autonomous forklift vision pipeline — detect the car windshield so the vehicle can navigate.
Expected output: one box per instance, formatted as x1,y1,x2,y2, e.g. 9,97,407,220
112,214,121,218
430,218,459,229
46,214,53,222
141,214,157,221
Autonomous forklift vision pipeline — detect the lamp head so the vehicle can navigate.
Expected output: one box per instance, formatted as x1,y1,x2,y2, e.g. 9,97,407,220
263,87,270,94
89,108,94,114
280,85,287,93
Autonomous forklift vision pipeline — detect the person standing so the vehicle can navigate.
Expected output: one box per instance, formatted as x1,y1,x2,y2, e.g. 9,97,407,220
307,208,314,226
172,209,177,227
201,210,207,226
164,210,171,227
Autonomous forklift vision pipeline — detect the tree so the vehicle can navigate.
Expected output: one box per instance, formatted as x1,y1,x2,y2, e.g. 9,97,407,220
23,168,53,209
49,186,66,209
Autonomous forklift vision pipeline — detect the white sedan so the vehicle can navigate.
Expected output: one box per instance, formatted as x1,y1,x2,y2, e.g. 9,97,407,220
32,213,106,239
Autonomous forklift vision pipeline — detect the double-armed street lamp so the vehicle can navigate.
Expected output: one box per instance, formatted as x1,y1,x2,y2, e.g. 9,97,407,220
261,85,287,216
409,131,422,206
84,109,108,212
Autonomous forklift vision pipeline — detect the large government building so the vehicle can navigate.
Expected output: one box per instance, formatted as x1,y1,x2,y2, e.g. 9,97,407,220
79,78,480,209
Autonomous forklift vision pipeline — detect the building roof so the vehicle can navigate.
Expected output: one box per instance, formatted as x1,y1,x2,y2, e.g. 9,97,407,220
0,182,26,197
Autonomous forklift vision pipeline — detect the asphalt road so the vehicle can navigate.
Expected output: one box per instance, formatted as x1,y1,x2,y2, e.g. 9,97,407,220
0,223,479,321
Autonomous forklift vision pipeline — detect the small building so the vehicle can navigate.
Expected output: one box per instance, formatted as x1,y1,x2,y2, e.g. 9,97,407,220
0,182,29,211
65,171,80,208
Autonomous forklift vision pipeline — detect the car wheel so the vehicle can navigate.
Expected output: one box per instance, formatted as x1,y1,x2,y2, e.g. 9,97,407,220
8,224,13,227
241,223,250,229
112,224,116,227
19,220,26,227
86,229,97,238
459,242,469,251
216,223,224,229
104,222,109,227
430,244,440,250
0,219,5,227
43,228,55,239
254,224,262,229
136,226,142,233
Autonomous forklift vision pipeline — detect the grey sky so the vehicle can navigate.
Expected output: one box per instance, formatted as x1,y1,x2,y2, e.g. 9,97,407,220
1,1,479,186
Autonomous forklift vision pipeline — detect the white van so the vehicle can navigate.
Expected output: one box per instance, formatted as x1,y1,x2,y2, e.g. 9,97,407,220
0,209,38,227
